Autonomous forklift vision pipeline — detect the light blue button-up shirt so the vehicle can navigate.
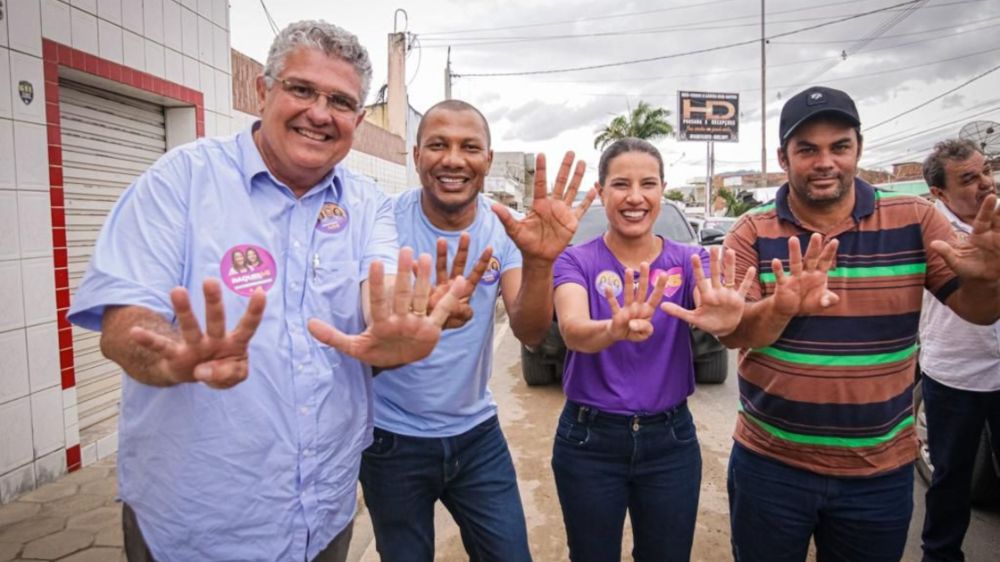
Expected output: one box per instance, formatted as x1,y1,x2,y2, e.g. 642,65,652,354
68,124,398,562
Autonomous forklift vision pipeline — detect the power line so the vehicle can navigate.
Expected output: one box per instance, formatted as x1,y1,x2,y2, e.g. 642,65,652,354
866,63,1000,131
768,13,1000,44
258,0,280,35
453,1,922,78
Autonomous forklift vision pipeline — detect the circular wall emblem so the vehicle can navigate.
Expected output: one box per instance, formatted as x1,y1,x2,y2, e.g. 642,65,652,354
220,244,277,296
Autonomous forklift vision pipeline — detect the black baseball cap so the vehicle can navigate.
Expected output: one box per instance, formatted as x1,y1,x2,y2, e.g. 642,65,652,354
779,86,860,144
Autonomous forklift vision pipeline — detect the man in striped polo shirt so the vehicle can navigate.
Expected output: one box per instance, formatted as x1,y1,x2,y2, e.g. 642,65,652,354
720,86,1000,562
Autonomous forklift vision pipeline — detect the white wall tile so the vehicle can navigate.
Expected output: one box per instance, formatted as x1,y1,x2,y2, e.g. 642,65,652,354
20,257,56,326
162,0,181,52
164,47,182,86
196,15,211,66
34,448,66,486
9,51,45,125
0,462,35,504
0,397,33,473
41,0,72,45
142,0,162,43
70,6,99,56
0,329,30,405
97,18,122,64
0,1,8,47
0,190,20,259
121,0,143,34
62,386,77,409
13,121,49,190
210,0,225,29
70,0,98,14
214,70,228,116
8,0,43,57
144,39,164,78
96,430,118,458
0,122,14,191
122,29,144,71
196,0,211,18
16,191,52,258
180,6,197,58
64,422,79,448
0,261,25,332
62,401,77,430
198,61,214,111
26,322,59,393
181,54,198,89
30,386,64,456
0,49,11,119
80,441,96,465
211,24,226,72
97,0,122,25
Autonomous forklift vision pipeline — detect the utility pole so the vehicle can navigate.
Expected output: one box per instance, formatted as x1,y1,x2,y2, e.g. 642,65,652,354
445,46,452,99
760,0,767,188
705,142,715,217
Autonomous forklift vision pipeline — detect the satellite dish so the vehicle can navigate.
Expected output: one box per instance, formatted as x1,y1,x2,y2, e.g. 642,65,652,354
959,121,1000,156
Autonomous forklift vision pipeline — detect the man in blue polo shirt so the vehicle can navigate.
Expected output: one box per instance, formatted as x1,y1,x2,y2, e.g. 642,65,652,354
67,21,462,562
359,100,594,561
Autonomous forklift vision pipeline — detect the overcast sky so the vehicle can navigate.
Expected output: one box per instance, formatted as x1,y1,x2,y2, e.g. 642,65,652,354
230,0,1000,188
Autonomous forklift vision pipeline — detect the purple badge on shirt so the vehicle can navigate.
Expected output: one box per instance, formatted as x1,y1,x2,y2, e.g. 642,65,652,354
316,203,349,234
480,257,501,285
653,267,684,298
220,244,276,296
595,270,623,297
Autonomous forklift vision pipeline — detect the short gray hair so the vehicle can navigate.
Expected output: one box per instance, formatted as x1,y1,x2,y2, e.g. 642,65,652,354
263,20,373,107
922,139,981,189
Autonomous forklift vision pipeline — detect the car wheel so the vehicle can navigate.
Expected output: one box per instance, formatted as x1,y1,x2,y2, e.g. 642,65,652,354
913,382,934,485
694,349,727,384
971,423,1000,506
521,346,556,386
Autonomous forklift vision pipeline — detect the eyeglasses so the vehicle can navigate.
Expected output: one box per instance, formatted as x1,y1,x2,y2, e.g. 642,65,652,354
269,76,361,114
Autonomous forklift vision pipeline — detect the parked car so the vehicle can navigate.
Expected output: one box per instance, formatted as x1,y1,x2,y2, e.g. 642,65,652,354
521,201,729,386
913,373,1000,506
698,216,738,245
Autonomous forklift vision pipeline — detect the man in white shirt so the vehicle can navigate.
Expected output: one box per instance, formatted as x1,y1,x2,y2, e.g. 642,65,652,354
918,138,1000,562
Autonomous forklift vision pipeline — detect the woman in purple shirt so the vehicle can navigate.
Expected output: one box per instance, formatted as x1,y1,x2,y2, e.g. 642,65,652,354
551,138,754,561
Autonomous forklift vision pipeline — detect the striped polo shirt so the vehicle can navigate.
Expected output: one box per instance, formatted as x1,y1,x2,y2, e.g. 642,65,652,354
725,179,959,477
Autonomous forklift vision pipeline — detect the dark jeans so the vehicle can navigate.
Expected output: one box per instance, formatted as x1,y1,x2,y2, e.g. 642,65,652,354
920,374,1000,562
122,502,353,562
551,400,702,562
358,415,531,562
728,443,913,562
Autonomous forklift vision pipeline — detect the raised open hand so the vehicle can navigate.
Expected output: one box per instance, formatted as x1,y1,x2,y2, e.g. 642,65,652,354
606,262,669,342
308,248,465,367
428,232,493,329
930,194,1000,283
771,233,840,317
491,152,597,262
128,279,267,389
660,246,755,337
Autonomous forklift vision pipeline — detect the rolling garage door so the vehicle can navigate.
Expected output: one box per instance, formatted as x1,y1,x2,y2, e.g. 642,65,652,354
61,80,166,441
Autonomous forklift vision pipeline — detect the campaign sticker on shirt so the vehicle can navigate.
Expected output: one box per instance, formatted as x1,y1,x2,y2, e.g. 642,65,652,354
653,267,684,298
480,257,502,286
220,245,276,296
316,202,350,234
595,270,623,297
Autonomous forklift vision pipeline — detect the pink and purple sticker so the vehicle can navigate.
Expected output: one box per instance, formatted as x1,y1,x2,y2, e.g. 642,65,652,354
595,270,623,297
316,203,349,234
652,267,685,298
220,244,276,296
480,257,501,286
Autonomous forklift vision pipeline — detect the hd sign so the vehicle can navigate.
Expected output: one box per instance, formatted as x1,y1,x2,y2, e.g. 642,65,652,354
678,91,739,142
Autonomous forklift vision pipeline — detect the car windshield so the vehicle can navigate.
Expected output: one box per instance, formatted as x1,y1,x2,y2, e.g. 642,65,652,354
571,204,696,245
703,218,736,233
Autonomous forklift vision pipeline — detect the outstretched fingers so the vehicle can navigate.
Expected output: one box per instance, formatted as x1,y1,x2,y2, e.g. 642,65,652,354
560,156,586,204
532,153,549,201
202,279,226,340
411,254,433,315
129,326,178,358
450,233,472,279
307,318,352,355
429,277,467,327
737,266,757,298
392,248,416,316
550,151,575,200
645,268,669,307
231,288,267,348
465,246,494,289
170,287,203,346
367,260,389,323
574,185,599,220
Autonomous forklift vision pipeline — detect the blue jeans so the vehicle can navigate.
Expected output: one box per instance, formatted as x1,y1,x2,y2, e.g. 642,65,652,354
728,443,913,562
358,415,531,562
551,400,702,562
921,374,1000,562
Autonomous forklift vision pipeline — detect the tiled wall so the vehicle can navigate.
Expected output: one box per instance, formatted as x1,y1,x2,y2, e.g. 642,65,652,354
0,0,222,504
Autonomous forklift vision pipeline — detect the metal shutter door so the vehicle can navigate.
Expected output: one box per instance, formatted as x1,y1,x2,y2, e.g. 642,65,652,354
60,80,166,437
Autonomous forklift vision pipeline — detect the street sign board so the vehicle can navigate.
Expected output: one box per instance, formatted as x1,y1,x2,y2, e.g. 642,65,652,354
678,91,739,142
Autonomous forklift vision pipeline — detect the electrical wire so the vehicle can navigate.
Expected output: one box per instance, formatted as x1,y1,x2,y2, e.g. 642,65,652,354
258,0,280,35
866,63,1000,131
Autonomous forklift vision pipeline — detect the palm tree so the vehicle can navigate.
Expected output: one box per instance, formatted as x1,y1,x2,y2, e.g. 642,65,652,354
593,101,674,150
715,187,758,217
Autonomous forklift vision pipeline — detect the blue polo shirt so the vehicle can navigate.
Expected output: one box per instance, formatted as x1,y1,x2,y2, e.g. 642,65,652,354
372,190,521,437
68,124,398,562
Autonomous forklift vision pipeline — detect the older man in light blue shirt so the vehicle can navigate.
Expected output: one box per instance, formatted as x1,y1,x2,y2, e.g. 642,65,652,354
68,21,462,562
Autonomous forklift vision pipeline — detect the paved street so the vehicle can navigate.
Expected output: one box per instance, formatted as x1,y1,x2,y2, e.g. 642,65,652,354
1,319,998,561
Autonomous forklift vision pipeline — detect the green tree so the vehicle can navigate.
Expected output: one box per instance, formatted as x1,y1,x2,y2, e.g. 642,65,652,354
716,187,758,217
664,189,685,202
593,101,674,150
